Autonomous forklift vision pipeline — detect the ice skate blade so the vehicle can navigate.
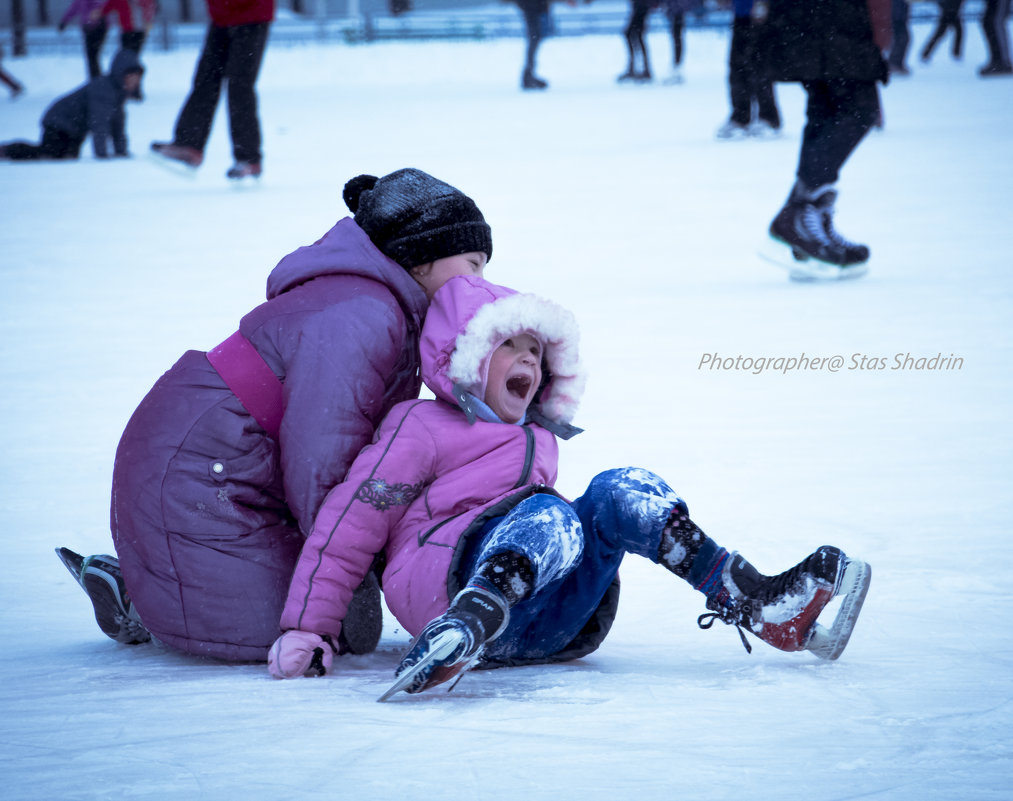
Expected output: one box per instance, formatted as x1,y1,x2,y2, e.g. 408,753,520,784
759,239,870,282
806,559,871,660
377,629,465,702
55,546,85,585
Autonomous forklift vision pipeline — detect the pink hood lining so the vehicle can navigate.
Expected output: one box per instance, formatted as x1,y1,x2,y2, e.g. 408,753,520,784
421,275,586,426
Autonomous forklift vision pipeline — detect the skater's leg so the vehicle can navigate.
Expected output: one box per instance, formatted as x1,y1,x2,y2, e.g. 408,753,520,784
224,22,270,166
727,17,753,126
670,11,684,66
392,493,583,693
172,24,230,152
796,79,878,190
2,127,80,160
83,20,109,79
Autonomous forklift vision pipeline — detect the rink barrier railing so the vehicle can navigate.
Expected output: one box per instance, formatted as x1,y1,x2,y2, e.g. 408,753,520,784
3,0,986,55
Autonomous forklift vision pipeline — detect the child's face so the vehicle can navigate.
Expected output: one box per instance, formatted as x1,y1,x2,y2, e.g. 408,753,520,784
123,72,142,94
410,252,487,300
483,333,543,424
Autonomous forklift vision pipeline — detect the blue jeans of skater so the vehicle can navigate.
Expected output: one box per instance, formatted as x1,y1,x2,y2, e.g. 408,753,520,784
463,467,685,662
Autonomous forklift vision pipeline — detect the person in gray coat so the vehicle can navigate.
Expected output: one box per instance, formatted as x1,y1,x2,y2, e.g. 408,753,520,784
58,169,496,663
0,49,143,161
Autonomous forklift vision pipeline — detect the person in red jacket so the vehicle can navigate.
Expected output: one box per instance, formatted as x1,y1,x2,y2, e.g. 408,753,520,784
149,0,273,180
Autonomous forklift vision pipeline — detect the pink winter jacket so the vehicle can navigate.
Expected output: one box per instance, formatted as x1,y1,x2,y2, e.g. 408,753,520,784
280,275,585,640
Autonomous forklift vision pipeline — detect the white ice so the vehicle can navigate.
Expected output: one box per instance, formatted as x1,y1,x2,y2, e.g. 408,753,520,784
1,17,1011,801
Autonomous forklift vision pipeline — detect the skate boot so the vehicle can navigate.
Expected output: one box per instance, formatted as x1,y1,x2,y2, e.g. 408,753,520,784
715,119,750,140
226,160,262,180
379,586,509,700
150,141,203,169
768,183,870,280
698,546,871,660
521,70,548,90
55,548,150,645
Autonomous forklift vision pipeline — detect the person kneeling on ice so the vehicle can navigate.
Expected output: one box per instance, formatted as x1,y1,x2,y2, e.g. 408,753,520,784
269,275,872,695
0,49,143,161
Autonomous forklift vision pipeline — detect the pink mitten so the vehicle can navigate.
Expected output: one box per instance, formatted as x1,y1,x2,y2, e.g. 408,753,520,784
268,630,338,679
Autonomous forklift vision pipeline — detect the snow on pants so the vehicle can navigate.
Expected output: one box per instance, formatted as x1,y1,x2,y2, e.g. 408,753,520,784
463,467,686,661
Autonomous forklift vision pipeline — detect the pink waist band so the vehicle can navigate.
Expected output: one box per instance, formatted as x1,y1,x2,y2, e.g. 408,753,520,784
206,331,284,440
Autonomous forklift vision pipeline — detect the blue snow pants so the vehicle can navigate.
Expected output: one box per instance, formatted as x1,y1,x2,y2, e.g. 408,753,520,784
463,467,686,662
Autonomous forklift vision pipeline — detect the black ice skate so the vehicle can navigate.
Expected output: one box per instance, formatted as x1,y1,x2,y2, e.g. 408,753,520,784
378,586,509,701
149,142,203,175
521,70,548,90
698,546,871,661
55,548,150,645
226,160,262,180
766,183,870,281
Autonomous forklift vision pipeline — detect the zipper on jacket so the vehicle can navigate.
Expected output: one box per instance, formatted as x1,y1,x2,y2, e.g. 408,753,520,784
419,509,467,547
419,427,536,546
512,426,535,489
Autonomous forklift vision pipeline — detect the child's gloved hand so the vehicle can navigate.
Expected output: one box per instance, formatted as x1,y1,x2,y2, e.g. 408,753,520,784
268,630,338,679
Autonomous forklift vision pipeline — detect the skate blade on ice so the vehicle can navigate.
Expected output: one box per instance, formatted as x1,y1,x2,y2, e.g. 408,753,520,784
377,628,465,702
55,546,85,584
806,559,872,661
759,239,869,282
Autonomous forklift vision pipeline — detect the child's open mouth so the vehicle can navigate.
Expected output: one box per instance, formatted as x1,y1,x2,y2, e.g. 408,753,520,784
506,375,532,398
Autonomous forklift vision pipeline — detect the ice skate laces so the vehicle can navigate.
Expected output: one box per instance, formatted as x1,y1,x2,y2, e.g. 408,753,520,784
697,601,754,654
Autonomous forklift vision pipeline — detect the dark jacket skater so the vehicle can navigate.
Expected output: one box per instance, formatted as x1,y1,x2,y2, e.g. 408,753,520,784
0,49,144,161
762,0,892,276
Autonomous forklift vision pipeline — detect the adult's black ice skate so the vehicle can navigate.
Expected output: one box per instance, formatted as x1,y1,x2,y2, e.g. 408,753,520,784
766,183,870,281
378,586,509,700
521,70,548,90
56,548,150,645
698,545,871,661
226,160,262,180
149,142,203,174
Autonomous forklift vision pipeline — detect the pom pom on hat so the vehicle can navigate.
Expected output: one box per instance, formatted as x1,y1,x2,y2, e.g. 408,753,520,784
343,168,492,270
343,174,377,213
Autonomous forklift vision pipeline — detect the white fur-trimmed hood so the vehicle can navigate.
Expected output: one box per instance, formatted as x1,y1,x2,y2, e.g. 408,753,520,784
420,275,586,426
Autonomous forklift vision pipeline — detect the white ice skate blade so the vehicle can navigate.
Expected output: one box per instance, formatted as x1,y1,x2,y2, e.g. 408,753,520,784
806,559,872,661
377,629,464,702
759,239,870,282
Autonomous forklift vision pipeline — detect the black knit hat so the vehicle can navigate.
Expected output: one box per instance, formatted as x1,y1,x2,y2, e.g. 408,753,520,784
343,168,493,270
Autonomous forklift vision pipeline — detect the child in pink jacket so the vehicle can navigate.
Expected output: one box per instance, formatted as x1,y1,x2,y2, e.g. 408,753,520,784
270,275,872,696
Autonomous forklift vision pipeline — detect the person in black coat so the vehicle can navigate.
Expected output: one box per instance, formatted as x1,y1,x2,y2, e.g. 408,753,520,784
0,49,144,161
978,0,1012,75
762,0,891,279
512,0,552,90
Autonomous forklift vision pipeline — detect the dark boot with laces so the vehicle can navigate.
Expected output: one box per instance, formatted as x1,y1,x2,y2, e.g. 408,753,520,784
698,546,871,660
769,182,870,274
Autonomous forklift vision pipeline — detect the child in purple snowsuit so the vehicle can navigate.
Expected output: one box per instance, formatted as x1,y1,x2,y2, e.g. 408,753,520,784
57,168,495,663
268,275,873,695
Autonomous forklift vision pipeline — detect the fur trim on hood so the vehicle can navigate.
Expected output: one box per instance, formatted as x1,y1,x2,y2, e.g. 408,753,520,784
420,275,586,429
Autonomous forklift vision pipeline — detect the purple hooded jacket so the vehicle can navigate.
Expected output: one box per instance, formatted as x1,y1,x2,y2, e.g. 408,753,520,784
281,274,585,641
111,218,428,661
